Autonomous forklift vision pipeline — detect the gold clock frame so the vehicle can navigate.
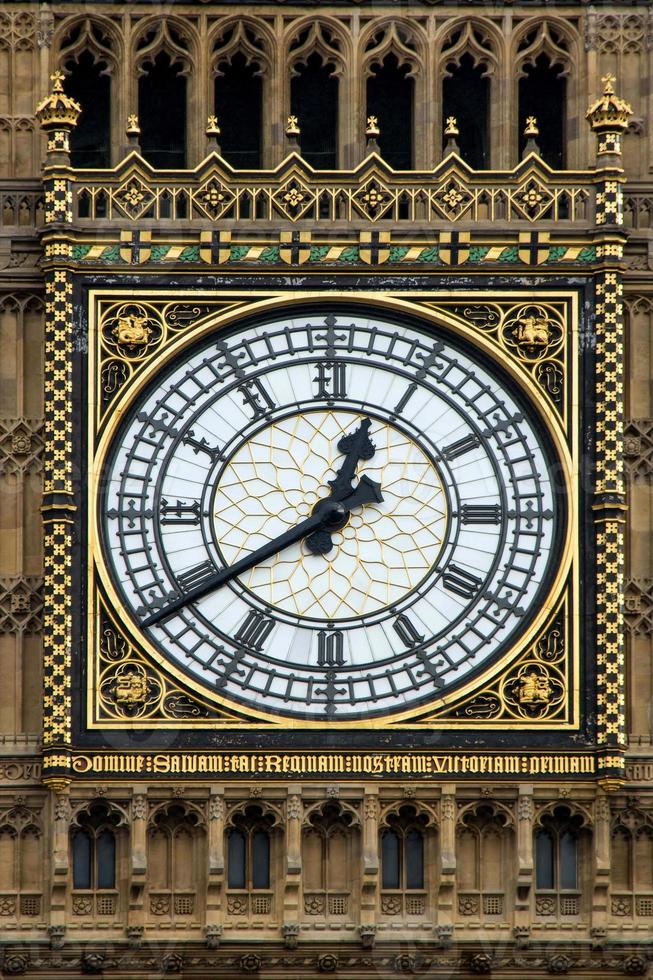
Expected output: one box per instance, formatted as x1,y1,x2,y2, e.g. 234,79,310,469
85,287,579,731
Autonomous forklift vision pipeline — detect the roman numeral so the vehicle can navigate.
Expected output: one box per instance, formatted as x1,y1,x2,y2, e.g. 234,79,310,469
460,504,502,525
182,429,221,462
238,378,276,419
177,560,215,593
314,361,347,401
393,614,425,648
391,383,418,418
442,564,483,599
234,610,274,652
159,499,201,525
317,630,345,667
442,434,481,461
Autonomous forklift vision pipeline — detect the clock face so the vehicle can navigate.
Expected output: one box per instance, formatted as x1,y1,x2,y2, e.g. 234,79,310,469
99,308,564,721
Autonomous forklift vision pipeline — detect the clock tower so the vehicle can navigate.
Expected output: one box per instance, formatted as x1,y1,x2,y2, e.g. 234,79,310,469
0,4,652,978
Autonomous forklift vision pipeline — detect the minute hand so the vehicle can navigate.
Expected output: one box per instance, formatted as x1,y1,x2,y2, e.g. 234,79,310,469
141,482,382,628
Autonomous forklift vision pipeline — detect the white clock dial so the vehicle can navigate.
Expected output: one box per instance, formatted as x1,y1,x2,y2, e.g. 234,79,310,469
100,309,563,721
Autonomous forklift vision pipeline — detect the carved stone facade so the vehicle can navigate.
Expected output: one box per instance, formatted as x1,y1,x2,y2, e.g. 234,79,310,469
0,2,652,978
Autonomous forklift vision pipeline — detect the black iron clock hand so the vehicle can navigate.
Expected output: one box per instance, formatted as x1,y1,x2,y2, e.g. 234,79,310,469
306,416,382,555
141,480,383,628
328,416,377,500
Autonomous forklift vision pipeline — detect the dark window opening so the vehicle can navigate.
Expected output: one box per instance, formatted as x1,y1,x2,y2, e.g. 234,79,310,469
72,825,116,890
442,53,489,169
227,829,246,889
65,51,111,168
96,830,116,889
252,831,270,889
214,52,262,169
290,53,338,169
559,832,578,890
366,54,413,169
519,55,566,167
381,823,425,890
227,806,272,891
138,52,186,168
405,829,424,889
72,830,92,890
381,830,400,889
535,831,555,889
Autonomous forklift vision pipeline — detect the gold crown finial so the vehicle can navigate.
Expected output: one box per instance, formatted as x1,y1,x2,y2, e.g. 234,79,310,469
444,116,459,137
524,116,539,137
35,70,81,132
586,74,633,134
366,115,380,138
286,114,300,137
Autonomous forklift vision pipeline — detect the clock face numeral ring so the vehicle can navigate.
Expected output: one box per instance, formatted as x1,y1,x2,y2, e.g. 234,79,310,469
98,307,568,722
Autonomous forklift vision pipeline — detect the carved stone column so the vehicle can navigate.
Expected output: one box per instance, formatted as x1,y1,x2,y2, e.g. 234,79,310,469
592,792,612,935
206,787,225,936
128,791,147,936
360,790,379,930
515,786,534,934
49,789,70,942
438,787,456,928
283,790,303,928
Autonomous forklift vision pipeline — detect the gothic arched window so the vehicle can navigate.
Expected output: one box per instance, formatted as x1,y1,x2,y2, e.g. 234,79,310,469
535,805,587,917
136,24,191,169
65,52,111,168
214,52,262,169
610,807,653,920
442,52,489,169
366,53,413,169
226,804,274,895
456,803,512,919
71,804,118,891
516,23,571,168
518,54,566,167
302,802,359,919
290,52,338,169
147,802,204,919
58,20,116,167
379,803,434,917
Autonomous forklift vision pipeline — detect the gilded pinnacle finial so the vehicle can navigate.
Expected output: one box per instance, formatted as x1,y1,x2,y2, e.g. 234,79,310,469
286,114,300,137
126,114,140,136
444,116,459,137
50,70,65,93
524,116,539,137
366,115,380,138
206,114,221,136
586,74,632,133
35,69,81,131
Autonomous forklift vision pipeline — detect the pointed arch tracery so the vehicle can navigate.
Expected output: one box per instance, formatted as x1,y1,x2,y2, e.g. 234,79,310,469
361,19,424,80
210,18,273,78
287,19,348,78
380,800,438,830
133,18,194,77
513,20,574,78
56,16,119,74
438,18,501,79
133,18,195,169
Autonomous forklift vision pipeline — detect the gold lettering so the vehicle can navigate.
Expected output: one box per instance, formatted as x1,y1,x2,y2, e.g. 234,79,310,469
569,756,580,773
154,754,170,774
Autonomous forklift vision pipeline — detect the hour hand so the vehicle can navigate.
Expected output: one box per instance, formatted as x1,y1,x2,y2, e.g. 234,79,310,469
328,417,376,501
